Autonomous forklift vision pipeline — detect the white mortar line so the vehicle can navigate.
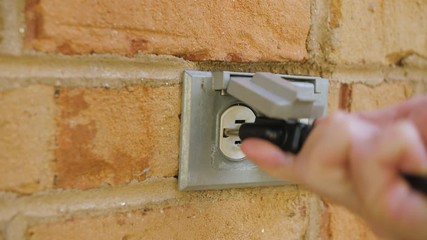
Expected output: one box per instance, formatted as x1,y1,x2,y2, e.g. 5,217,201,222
0,54,195,89
0,178,181,222
304,192,326,240
5,214,27,240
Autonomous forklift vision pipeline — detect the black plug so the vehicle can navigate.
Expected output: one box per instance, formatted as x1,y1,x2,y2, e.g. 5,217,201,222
238,117,312,154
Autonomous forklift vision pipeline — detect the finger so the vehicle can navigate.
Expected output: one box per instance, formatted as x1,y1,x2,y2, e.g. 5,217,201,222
241,138,298,182
298,112,358,183
352,121,427,230
398,121,427,174
407,107,427,146
385,181,427,238
357,95,427,125
375,122,426,174
295,113,374,210
300,111,351,166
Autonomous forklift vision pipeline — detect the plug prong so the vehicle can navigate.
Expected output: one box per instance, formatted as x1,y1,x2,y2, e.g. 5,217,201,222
223,128,239,137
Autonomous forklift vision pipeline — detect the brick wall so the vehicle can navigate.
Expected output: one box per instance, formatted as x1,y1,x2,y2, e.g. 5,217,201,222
0,0,426,239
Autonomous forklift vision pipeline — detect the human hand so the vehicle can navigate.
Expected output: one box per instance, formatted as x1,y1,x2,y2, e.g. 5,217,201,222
241,96,427,240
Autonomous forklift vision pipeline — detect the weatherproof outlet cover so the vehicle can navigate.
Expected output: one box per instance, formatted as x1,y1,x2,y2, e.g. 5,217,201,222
178,71,290,191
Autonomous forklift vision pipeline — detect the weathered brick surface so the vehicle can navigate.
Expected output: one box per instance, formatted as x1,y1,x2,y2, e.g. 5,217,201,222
25,0,310,62
323,204,377,240
0,85,55,193
27,187,311,240
350,82,413,112
0,1,423,239
55,83,180,189
329,0,427,65
328,81,341,113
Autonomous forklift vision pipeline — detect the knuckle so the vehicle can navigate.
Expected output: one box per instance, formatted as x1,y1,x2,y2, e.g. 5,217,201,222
320,111,351,128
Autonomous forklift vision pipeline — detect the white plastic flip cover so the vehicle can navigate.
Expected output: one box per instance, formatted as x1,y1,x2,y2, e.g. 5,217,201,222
227,72,328,119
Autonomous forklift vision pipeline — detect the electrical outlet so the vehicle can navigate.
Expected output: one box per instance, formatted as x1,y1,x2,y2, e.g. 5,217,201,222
179,71,328,191
219,105,256,161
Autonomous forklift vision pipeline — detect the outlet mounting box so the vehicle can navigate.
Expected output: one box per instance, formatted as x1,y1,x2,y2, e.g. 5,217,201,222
179,71,328,191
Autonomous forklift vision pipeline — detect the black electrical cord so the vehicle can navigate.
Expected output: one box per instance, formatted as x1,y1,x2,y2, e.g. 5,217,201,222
238,117,427,196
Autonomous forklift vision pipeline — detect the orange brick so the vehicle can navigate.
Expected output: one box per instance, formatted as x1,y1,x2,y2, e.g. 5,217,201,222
350,82,413,112
328,81,341,113
329,0,427,65
55,83,180,189
0,85,55,193
25,0,310,61
27,188,311,239
321,204,377,240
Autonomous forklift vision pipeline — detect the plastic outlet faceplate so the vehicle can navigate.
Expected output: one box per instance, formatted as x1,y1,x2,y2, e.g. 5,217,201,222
219,105,256,161
178,71,328,191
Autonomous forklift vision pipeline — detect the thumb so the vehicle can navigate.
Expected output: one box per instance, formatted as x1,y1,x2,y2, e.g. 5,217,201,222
241,138,298,182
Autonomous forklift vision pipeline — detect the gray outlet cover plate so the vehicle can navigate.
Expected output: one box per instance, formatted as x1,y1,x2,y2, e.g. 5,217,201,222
179,70,286,191
178,70,328,191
